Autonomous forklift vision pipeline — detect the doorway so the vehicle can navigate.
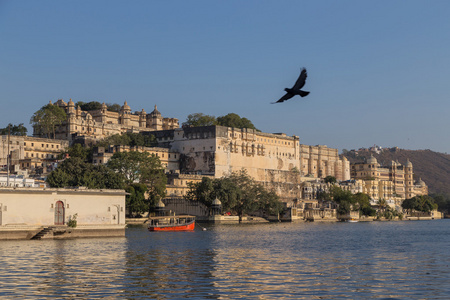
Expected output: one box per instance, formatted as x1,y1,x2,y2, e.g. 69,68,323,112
54,201,65,225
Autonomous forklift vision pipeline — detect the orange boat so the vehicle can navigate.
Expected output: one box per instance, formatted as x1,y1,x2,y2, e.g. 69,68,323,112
147,215,196,232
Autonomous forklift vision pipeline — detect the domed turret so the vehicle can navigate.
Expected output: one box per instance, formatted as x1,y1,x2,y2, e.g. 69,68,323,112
211,198,222,215
148,105,163,130
67,98,75,115
417,178,426,186
367,155,377,164
150,105,161,116
405,159,413,168
121,101,131,113
155,199,166,216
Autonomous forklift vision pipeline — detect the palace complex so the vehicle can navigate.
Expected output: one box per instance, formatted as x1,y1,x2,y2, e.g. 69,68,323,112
33,99,179,144
2,99,428,207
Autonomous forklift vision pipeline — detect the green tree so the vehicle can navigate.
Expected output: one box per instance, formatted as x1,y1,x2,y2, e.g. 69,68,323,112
402,195,438,213
185,169,283,219
324,176,337,184
30,104,67,139
107,151,166,212
107,151,148,184
65,143,92,161
331,186,354,205
185,177,216,206
228,169,260,217
337,200,351,215
431,193,450,214
76,101,102,111
96,133,156,148
126,183,148,217
0,123,28,136
183,113,217,127
212,177,239,212
377,198,387,212
353,193,376,216
107,103,121,112
217,113,258,130
256,185,284,216
46,157,125,189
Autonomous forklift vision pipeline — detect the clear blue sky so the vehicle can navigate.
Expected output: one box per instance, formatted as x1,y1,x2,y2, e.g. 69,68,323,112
1,1,449,153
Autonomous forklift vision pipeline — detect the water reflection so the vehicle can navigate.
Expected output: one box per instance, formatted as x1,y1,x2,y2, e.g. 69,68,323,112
0,238,127,298
0,220,448,299
124,226,219,299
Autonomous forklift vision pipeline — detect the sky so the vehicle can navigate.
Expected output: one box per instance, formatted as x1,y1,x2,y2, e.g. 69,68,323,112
1,1,449,154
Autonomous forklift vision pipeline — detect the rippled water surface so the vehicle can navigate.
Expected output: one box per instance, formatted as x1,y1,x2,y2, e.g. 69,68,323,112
0,220,449,299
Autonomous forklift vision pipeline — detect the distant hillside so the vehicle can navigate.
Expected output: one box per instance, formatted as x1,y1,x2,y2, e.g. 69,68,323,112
342,148,450,195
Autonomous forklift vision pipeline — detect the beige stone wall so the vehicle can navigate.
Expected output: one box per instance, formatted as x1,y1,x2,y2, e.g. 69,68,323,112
0,135,25,166
300,144,349,181
0,187,126,226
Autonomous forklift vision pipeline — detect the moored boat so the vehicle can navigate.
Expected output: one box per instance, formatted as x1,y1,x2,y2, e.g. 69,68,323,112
147,215,196,232
347,219,359,223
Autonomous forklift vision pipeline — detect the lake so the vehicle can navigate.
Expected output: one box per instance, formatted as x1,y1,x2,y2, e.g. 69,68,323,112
0,219,449,299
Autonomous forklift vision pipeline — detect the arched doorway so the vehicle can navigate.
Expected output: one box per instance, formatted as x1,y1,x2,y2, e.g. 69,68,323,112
54,201,65,225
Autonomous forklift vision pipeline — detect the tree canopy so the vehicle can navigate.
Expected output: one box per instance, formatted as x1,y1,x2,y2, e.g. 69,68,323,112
0,123,28,136
217,113,258,130
182,113,217,127
107,151,167,211
402,195,438,213
46,157,125,189
75,101,122,112
324,176,337,184
183,112,259,130
126,183,149,217
30,104,67,139
64,143,92,161
185,169,283,218
317,186,376,217
431,193,450,214
96,132,157,148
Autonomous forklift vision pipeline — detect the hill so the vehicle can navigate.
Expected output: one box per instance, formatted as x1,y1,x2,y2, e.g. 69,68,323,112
342,147,450,195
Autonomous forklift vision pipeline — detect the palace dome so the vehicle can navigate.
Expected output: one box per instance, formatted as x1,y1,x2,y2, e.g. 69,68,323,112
367,155,377,164
150,105,161,116
121,101,131,112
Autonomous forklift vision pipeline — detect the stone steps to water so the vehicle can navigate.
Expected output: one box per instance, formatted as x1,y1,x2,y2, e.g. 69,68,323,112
31,227,54,240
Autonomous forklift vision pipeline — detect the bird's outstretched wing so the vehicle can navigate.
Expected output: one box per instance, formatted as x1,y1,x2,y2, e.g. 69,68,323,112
272,93,294,104
292,68,307,90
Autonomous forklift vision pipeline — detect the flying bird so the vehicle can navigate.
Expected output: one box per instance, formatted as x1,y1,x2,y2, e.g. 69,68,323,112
272,68,310,103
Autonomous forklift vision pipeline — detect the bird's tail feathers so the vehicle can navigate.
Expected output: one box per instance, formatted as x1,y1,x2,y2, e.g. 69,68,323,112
299,90,310,97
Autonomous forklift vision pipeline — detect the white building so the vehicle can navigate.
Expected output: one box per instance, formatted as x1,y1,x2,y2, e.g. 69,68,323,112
0,187,126,240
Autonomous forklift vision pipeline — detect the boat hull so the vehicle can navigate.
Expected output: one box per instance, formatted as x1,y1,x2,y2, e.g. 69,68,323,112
148,220,195,232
